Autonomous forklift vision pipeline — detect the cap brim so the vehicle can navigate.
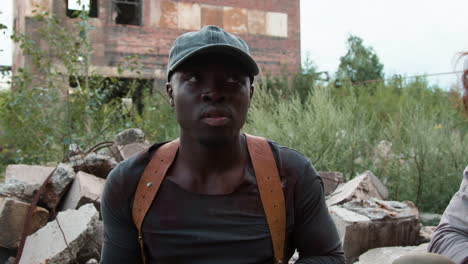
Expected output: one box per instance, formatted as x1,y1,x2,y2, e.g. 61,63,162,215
168,44,259,80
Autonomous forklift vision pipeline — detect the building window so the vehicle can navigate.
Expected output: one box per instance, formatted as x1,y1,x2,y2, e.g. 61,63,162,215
66,0,98,18
113,0,142,26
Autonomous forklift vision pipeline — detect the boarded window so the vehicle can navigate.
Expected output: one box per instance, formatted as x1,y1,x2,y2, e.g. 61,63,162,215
113,0,142,26
66,0,98,18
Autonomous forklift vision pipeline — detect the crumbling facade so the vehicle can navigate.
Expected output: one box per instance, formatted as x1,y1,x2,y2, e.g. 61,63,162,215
13,0,301,86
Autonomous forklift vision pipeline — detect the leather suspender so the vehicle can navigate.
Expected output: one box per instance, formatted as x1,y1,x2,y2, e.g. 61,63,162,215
245,134,286,264
132,135,285,264
132,139,180,264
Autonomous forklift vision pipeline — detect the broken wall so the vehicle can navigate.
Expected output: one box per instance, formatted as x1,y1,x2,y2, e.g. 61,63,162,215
13,0,301,86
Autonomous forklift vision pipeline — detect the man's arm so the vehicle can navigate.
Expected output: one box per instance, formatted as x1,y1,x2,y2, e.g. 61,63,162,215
293,162,345,264
100,163,143,264
428,167,468,264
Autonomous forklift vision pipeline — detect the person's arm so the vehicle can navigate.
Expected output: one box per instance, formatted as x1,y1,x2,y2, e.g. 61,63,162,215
428,167,468,264
293,162,345,264
100,162,143,264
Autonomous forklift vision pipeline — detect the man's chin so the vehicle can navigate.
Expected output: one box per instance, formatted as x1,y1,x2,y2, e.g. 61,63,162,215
198,135,231,148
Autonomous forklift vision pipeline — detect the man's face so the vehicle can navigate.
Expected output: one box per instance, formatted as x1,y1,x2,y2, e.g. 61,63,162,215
167,53,254,146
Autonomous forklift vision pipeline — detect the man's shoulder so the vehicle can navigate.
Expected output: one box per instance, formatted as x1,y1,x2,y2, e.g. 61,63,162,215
265,138,313,168
263,138,320,184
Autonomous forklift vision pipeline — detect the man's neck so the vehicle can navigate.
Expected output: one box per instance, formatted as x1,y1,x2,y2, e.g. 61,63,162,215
177,132,246,175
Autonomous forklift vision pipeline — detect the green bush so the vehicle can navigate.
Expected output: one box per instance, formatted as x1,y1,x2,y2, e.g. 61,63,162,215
245,77,467,213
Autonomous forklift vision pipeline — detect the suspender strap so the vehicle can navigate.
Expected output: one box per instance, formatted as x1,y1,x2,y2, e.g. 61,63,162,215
132,135,285,264
132,139,179,264
245,134,286,264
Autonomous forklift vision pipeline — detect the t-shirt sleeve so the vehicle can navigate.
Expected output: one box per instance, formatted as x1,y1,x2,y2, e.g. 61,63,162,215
100,161,143,264
293,160,345,264
428,166,468,264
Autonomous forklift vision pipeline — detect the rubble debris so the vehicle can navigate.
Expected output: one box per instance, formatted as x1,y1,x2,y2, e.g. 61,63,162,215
0,197,49,249
0,164,75,208
1,165,54,202
0,248,16,264
116,141,151,161
329,199,420,264
5,257,15,264
342,199,418,220
326,171,389,207
109,128,151,161
76,220,103,264
356,243,428,264
288,251,299,264
68,153,118,179
18,204,100,264
43,163,76,208
61,171,105,211
4,165,54,182
319,171,344,196
114,128,146,145
418,225,436,244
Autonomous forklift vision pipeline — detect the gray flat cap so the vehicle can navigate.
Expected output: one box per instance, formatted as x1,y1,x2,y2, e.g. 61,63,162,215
167,25,259,81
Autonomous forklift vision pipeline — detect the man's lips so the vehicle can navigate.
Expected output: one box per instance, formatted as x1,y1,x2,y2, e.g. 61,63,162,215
200,109,232,126
202,116,230,126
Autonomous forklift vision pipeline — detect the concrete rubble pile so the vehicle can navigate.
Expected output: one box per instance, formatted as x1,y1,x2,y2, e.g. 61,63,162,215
0,128,149,264
0,129,437,264
323,170,436,264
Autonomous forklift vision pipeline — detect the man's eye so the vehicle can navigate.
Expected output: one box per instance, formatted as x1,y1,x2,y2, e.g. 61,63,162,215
187,76,198,82
226,76,240,83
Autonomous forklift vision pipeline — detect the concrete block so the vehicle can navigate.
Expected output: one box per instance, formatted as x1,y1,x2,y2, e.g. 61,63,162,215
223,7,247,34
43,163,76,208
356,243,429,264
5,164,54,182
61,171,105,211
68,153,118,179
330,199,420,264
266,12,288,37
118,141,151,161
326,171,388,207
76,220,103,264
114,128,146,145
19,204,100,264
319,171,344,196
1,164,75,208
0,197,49,249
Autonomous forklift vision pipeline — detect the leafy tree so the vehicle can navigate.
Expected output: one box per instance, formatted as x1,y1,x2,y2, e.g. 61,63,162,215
336,35,384,83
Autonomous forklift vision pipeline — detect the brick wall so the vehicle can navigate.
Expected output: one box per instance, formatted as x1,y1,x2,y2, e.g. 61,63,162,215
15,0,300,83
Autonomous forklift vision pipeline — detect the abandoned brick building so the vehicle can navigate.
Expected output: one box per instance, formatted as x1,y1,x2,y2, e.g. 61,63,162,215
13,0,301,90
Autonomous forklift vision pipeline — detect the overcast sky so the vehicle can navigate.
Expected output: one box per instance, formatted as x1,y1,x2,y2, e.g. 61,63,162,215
1,0,467,89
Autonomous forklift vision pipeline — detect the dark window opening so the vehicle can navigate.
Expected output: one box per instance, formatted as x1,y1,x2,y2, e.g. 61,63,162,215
113,0,142,26
66,0,98,18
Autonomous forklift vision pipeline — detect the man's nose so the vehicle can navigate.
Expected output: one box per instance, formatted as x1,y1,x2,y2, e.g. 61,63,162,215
201,83,226,103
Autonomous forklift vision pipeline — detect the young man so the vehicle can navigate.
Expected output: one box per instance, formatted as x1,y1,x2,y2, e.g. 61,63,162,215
101,25,345,264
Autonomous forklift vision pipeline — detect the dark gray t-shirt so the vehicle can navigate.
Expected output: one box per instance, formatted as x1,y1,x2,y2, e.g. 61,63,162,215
100,139,345,264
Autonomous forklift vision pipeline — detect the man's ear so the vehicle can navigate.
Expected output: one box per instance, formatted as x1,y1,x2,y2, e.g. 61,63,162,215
166,82,175,107
249,84,254,100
